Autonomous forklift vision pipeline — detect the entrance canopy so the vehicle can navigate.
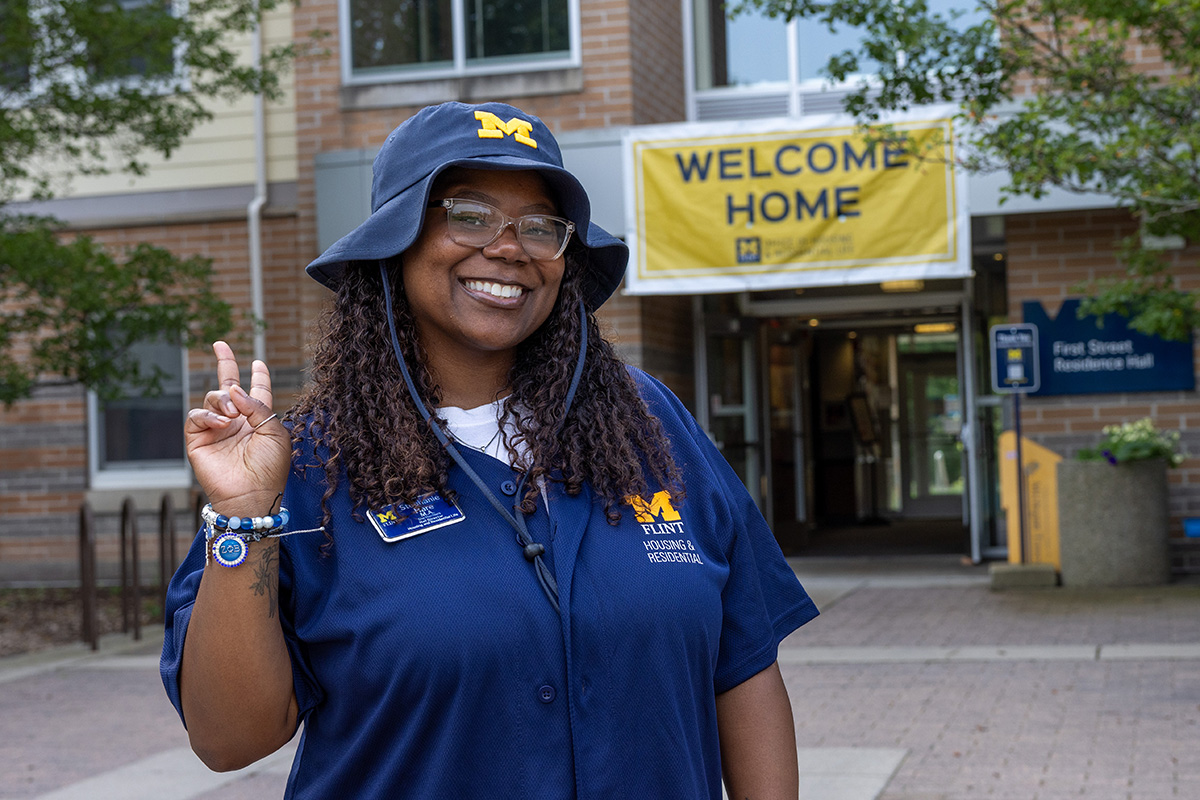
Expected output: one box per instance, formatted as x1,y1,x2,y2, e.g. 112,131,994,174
622,109,971,295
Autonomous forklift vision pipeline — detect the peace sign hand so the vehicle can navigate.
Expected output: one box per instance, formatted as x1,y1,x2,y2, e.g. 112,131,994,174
184,341,291,515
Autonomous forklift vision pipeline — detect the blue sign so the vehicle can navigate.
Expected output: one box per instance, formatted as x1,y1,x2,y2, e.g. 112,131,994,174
991,324,1040,393
1023,299,1195,396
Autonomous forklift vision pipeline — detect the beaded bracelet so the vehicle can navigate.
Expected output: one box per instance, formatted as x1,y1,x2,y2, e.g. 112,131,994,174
201,503,290,539
201,502,323,568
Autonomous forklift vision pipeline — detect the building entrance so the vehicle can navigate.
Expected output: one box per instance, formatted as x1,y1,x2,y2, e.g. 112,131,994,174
804,327,965,529
695,289,1002,559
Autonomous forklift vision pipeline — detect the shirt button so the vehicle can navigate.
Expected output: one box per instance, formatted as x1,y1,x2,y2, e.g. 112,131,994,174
538,684,556,703
500,480,518,496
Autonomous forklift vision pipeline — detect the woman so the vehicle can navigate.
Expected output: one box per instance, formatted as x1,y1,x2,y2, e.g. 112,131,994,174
162,101,818,799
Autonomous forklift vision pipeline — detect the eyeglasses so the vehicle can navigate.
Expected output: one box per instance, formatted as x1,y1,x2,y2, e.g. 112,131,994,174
431,198,575,260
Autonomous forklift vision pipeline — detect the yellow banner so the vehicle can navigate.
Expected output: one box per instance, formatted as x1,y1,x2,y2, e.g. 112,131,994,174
624,115,969,294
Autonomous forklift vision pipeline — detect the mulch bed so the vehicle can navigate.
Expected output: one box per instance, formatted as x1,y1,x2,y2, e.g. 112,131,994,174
0,587,164,658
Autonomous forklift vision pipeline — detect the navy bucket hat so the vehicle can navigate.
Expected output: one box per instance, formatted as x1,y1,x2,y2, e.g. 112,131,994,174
306,101,627,309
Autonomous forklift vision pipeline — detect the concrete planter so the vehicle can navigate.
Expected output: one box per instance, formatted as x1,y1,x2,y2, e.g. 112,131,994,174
1056,459,1171,587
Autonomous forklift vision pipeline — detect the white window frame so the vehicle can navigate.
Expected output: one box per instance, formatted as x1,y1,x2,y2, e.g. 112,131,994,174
682,0,986,122
87,345,192,491
340,0,582,87
684,0,860,121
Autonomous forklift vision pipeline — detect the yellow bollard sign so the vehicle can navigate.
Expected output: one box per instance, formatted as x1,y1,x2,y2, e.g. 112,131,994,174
998,431,1061,568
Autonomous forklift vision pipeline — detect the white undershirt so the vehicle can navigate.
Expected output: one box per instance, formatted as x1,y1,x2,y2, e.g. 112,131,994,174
437,399,523,466
437,400,548,511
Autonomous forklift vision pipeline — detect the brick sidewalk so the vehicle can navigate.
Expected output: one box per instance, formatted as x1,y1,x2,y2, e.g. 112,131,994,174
782,562,1200,799
2,560,1198,799
789,581,1200,648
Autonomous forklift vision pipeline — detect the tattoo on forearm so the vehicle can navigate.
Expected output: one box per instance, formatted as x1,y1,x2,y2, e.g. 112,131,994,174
249,542,280,619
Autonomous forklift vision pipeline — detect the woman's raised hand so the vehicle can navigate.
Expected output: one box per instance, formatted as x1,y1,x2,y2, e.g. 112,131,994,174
184,341,291,514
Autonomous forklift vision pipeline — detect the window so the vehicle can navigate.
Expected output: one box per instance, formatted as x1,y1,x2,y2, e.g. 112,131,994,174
88,340,190,489
689,0,983,120
693,1,789,90
693,0,870,92
0,0,34,91
82,0,178,82
345,0,576,83
5,0,182,98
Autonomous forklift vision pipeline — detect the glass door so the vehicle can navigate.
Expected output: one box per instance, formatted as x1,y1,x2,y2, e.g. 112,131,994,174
763,325,810,551
701,314,761,503
897,334,963,517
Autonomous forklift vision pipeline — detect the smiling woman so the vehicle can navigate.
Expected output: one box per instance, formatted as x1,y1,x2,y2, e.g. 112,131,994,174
160,101,818,800
400,169,567,403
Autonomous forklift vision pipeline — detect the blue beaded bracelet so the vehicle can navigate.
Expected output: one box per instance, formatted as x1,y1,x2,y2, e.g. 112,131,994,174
200,503,318,568
201,504,290,540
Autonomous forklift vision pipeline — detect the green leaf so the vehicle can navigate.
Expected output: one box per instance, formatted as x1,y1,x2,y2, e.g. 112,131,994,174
0,214,237,404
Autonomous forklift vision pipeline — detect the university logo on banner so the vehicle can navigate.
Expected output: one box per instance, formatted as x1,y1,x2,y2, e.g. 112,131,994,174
622,109,971,294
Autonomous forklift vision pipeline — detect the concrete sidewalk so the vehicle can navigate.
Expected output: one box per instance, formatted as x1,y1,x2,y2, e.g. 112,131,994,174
2,556,1197,799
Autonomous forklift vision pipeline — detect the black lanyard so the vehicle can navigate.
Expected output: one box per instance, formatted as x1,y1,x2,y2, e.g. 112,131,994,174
379,261,588,613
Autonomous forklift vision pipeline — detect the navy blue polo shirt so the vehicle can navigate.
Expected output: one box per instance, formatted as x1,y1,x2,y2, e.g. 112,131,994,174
162,368,818,799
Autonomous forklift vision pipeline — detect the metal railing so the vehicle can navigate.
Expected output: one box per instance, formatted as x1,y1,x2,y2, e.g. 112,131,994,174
119,497,141,641
158,494,177,621
78,503,99,650
78,493,192,650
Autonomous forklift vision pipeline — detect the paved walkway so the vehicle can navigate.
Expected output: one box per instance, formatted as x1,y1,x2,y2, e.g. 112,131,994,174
782,557,1200,800
1,556,1198,799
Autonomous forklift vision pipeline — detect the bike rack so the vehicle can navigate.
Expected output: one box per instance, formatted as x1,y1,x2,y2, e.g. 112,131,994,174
78,502,99,651
119,497,141,641
78,492,188,647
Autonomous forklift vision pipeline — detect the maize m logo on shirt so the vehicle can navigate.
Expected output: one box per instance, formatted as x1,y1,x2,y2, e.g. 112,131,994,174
628,491,702,565
623,112,971,295
629,491,682,529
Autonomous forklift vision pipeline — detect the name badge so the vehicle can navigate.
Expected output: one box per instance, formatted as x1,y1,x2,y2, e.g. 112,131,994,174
369,493,466,542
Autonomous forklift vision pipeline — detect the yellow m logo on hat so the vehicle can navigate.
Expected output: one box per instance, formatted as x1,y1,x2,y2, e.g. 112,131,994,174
475,111,538,149
628,491,681,523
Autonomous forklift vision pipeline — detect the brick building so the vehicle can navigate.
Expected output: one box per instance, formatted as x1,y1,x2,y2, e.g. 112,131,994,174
2,0,1197,584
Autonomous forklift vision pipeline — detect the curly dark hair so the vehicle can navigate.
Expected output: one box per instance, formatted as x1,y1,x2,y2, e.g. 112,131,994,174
286,249,682,531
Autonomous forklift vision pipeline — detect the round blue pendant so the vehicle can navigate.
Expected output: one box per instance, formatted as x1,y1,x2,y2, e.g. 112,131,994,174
213,533,249,568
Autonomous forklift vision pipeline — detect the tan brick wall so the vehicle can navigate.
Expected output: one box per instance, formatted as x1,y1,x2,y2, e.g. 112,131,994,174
0,379,88,581
1005,208,1200,529
629,0,686,124
640,295,695,409
80,215,308,394
1006,17,1178,97
597,287,695,412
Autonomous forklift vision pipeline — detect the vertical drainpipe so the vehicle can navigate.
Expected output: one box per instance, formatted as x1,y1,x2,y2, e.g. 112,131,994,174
247,12,268,363
680,0,696,121
693,296,709,434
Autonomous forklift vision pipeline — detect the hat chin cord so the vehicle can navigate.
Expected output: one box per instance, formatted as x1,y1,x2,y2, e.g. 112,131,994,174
378,260,588,614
